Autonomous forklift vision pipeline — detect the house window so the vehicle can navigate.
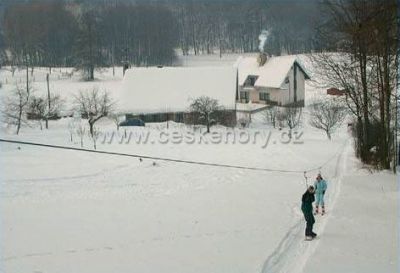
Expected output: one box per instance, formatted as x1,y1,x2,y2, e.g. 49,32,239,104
244,75,259,87
259,92,270,101
240,91,249,101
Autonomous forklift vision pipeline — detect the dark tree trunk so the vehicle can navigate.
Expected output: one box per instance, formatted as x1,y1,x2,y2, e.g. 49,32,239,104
16,106,22,135
89,121,94,137
89,65,94,81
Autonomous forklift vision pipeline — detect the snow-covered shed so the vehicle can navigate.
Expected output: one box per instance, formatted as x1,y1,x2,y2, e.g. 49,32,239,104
119,66,238,124
236,55,310,107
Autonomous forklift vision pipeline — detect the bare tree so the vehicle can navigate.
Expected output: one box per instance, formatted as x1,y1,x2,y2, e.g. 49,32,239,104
45,94,64,127
28,94,64,130
262,106,279,128
74,87,115,138
2,82,32,134
28,96,46,130
276,109,286,129
68,119,75,142
90,126,101,150
110,113,122,131
282,106,302,138
189,96,221,133
309,98,347,140
76,123,86,148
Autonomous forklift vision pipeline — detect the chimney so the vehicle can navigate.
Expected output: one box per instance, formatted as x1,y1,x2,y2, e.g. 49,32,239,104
257,52,268,66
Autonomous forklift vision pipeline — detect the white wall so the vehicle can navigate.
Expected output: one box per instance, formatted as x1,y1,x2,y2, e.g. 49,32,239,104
295,65,306,102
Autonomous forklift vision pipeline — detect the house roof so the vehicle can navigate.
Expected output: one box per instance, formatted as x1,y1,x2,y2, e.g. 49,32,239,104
236,55,310,89
119,66,237,114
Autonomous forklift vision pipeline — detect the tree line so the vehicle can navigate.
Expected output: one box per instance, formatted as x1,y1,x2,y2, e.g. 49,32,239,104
1,1,179,80
0,0,324,79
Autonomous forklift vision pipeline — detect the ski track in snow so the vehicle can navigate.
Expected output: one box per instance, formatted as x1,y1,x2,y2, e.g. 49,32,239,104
2,166,252,263
3,163,133,183
2,224,270,262
260,139,350,273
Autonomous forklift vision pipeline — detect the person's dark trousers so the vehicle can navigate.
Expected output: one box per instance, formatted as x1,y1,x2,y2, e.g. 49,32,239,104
303,212,315,236
305,220,314,236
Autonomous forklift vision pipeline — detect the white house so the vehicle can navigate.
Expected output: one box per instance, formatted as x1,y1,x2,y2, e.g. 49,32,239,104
119,66,238,125
236,55,310,107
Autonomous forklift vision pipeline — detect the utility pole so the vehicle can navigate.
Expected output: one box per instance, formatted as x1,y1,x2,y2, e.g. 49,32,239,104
26,65,29,96
46,73,51,129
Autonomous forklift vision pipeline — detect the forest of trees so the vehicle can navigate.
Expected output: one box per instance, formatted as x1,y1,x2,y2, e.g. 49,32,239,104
0,0,179,79
0,0,323,75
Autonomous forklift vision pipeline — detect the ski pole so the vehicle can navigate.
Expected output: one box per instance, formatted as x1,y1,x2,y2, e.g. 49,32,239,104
303,171,308,189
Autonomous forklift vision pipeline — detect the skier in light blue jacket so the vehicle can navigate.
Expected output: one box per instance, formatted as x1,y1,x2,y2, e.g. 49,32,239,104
314,174,328,215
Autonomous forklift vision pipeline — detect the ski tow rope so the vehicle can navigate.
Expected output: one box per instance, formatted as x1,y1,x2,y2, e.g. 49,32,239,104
0,138,348,178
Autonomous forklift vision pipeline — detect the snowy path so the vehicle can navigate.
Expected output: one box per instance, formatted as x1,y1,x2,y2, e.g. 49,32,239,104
260,139,351,273
302,153,398,272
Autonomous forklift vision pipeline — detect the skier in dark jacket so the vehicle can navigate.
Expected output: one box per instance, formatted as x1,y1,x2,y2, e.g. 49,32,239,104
302,185,317,240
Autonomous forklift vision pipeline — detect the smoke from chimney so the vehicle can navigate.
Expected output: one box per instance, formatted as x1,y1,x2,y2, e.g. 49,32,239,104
258,30,269,53
258,30,270,66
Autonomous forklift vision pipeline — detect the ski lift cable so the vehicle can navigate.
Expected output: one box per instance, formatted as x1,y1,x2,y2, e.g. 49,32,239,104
302,139,349,188
305,139,348,174
0,138,348,176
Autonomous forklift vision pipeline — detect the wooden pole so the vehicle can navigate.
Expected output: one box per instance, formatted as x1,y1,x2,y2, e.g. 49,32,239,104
46,73,51,129
26,65,29,95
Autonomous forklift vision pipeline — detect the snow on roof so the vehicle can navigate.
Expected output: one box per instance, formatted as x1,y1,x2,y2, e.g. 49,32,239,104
119,66,237,114
236,57,260,85
237,55,310,89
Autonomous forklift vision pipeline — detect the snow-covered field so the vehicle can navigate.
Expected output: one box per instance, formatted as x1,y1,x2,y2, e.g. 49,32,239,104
0,66,124,117
0,55,398,273
0,53,322,114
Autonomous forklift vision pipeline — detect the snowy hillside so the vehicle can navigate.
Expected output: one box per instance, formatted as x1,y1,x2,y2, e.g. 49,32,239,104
0,55,397,273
